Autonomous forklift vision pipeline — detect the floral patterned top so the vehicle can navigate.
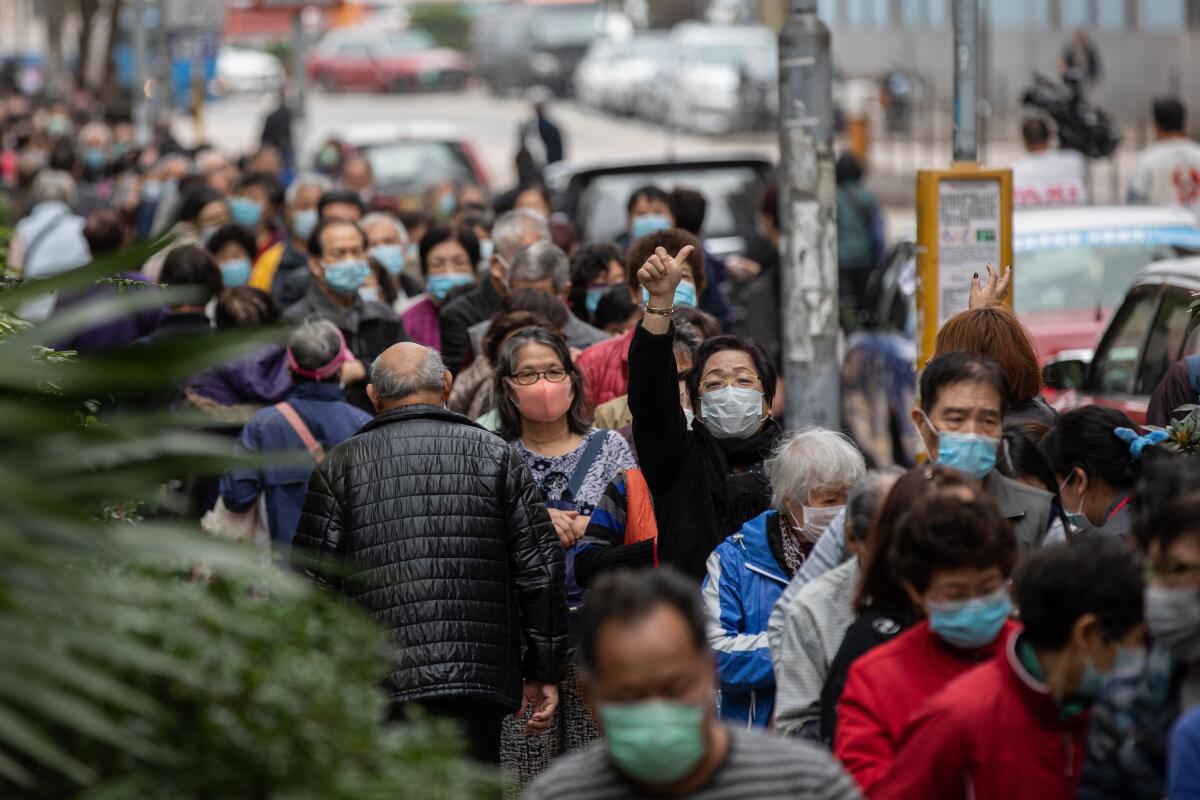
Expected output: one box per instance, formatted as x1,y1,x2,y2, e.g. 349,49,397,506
513,429,637,516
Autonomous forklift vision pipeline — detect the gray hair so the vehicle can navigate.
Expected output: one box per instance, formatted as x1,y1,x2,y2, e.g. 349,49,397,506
370,347,446,401
285,172,331,206
509,240,570,293
766,427,867,509
31,169,76,205
492,208,550,261
361,211,409,245
845,469,904,543
287,318,343,372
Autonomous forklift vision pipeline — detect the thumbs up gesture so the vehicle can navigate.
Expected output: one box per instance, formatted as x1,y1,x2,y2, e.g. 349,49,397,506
637,245,695,306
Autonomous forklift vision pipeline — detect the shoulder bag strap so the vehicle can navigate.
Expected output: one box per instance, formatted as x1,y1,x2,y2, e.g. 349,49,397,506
274,402,327,464
562,431,608,504
22,209,72,269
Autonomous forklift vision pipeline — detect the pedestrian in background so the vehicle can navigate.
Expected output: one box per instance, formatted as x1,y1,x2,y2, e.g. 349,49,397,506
1128,97,1200,222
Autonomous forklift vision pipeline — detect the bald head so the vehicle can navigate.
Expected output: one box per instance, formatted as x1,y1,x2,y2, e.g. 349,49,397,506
367,343,451,412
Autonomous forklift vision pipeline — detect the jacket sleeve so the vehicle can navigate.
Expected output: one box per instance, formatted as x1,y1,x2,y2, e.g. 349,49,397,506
504,448,569,684
289,462,345,591
220,422,263,513
628,323,692,497
701,547,775,691
772,595,830,737
876,699,970,800
834,662,898,797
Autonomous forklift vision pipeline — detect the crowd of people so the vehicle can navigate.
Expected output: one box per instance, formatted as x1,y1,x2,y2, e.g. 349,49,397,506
4,89,1200,800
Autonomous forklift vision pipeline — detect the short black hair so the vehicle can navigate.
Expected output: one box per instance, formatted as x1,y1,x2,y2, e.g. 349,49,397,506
1014,537,1144,650
626,184,670,216
159,244,222,301
568,242,624,322
669,187,707,236
1022,117,1051,147
688,335,777,414
836,153,864,184
206,223,257,261
317,189,366,218
235,170,284,210
577,568,707,675
593,285,638,330
997,423,1057,494
891,493,1017,594
1040,405,1160,491
919,350,1011,418
307,217,367,258
418,224,481,278
1133,455,1200,552
176,186,224,226
215,286,280,329
1153,97,1186,133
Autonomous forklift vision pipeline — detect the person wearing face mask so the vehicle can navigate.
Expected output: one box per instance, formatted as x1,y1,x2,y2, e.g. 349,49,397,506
1041,406,1166,540
701,430,866,729
282,217,407,412
883,537,1145,800
630,242,782,582
360,212,422,312
567,242,626,325
834,492,1019,796
615,184,674,250
399,224,479,351
228,172,284,277
492,327,636,785
257,173,329,296
206,223,259,289
525,568,861,800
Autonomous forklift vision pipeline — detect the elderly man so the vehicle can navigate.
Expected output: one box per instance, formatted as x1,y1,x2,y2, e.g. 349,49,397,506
219,319,371,550
292,342,568,764
75,121,115,214
257,173,330,296
283,217,407,411
440,208,549,374
467,240,607,357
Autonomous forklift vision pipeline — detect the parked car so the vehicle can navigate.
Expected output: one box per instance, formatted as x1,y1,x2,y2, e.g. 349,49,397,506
308,122,488,200
1048,258,1200,426
307,27,470,93
575,33,668,115
843,205,1200,466
212,47,285,97
545,155,776,259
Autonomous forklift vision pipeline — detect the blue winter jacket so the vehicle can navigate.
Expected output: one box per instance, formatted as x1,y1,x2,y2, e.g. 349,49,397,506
701,510,791,728
220,381,371,549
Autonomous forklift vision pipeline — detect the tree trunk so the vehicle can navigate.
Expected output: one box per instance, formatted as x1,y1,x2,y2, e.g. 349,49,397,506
74,0,103,91
99,0,125,110
45,0,68,96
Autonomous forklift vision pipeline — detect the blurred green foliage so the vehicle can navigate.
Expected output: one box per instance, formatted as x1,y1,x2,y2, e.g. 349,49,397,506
410,4,472,52
1148,404,1200,457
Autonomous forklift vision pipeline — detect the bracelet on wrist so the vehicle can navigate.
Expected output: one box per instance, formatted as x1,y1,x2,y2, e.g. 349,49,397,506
643,302,674,317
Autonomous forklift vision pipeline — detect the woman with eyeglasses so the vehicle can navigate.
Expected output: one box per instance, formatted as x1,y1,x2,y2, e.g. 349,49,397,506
628,239,783,582
492,326,636,786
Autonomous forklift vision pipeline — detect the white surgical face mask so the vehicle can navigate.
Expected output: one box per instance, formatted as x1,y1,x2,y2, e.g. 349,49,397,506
699,385,765,440
800,504,844,544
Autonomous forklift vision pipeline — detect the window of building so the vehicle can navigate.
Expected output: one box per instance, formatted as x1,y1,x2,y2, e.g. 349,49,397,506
1096,0,1126,31
845,0,891,28
986,0,1049,30
902,0,948,28
1061,0,1090,28
1138,0,1185,31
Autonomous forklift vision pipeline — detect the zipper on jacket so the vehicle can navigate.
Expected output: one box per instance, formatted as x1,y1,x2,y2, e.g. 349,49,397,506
748,690,755,728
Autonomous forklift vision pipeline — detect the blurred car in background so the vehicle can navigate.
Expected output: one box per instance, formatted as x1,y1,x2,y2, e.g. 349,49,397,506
574,33,668,116
843,205,1200,466
310,122,488,200
212,47,285,97
545,155,775,259
307,27,470,93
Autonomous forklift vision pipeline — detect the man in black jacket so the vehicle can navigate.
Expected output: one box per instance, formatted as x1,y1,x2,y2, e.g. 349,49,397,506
292,342,568,764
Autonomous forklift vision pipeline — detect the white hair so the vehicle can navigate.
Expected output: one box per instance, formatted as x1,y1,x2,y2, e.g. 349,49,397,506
509,240,570,293
845,469,904,543
361,211,409,245
285,173,331,206
492,208,550,261
369,347,446,401
288,318,343,372
31,170,76,205
766,427,867,509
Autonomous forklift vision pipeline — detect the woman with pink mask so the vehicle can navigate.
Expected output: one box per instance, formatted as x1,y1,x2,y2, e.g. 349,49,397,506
492,326,635,787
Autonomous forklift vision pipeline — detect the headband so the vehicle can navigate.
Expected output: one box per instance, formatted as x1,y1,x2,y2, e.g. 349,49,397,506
1113,427,1168,461
287,327,352,382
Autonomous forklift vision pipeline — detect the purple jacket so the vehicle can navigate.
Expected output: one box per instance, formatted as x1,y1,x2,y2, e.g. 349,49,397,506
53,272,167,353
400,295,441,352
186,345,293,408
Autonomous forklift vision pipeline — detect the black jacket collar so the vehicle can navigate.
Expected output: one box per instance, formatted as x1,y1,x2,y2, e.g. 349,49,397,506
357,403,484,435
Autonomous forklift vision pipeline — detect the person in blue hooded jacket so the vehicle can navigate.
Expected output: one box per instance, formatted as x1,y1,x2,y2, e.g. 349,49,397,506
701,428,866,728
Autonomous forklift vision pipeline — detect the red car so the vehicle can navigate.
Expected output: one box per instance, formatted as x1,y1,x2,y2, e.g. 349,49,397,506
307,28,470,93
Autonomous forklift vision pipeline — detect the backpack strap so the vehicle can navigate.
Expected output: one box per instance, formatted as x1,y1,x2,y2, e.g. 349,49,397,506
562,430,608,505
274,402,326,464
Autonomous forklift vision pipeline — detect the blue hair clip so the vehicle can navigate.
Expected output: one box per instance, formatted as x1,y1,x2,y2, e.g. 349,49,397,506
1113,427,1168,461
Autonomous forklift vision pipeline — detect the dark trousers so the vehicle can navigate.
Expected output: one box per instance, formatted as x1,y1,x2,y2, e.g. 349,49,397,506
391,695,509,765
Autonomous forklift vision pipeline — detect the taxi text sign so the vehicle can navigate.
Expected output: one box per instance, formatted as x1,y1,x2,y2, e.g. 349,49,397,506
915,164,1013,373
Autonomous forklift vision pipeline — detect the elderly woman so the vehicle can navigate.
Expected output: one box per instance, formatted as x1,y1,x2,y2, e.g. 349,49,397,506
701,428,866,728
400,224,479,351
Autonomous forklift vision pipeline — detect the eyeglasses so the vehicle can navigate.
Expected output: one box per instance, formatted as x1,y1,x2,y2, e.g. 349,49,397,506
510,368,569,386
699,373,761,394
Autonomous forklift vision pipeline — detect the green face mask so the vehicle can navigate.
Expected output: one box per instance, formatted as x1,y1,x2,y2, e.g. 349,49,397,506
599,700,707,784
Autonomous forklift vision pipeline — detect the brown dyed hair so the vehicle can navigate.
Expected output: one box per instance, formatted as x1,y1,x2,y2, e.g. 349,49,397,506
853,465,978,615
934,306,1042,405
625,228,707,295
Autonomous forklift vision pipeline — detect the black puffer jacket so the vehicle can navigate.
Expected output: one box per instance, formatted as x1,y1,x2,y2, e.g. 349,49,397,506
292,404,568,710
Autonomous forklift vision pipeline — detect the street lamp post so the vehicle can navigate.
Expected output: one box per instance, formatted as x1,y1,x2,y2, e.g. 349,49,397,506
777,0,839,429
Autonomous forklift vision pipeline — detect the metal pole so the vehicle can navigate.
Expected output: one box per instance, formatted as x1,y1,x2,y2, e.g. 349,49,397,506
291,12,308,168
132,0,150,146
952,0,978,162
156,0,170,127
777,0,839,429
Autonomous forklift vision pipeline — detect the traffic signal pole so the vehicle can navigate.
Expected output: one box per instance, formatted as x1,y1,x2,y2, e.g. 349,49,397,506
777,0,839,429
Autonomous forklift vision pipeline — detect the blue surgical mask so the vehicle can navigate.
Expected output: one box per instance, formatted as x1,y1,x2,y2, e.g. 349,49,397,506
920,411,997,479
358,286,380,304
426,272,474,302
1059,473,1090,529
928,587,1012,650
83,148,107,170
291,208,318,241
437,191,456,218
478,238,494,272
141,179,162,202
370,244,406,275
219,258,252,288
642,280,697,309
586,286,608,316
1077,647,1146,702
631,213,672,239
323,259,370,296
229,196,263,228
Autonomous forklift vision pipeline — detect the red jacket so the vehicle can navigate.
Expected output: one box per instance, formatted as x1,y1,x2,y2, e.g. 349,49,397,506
577,330,632,410
879,632,1087,800
834,619,1017,796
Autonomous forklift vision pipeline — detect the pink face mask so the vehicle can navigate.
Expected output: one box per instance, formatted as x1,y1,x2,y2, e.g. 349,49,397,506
511,378,574,422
